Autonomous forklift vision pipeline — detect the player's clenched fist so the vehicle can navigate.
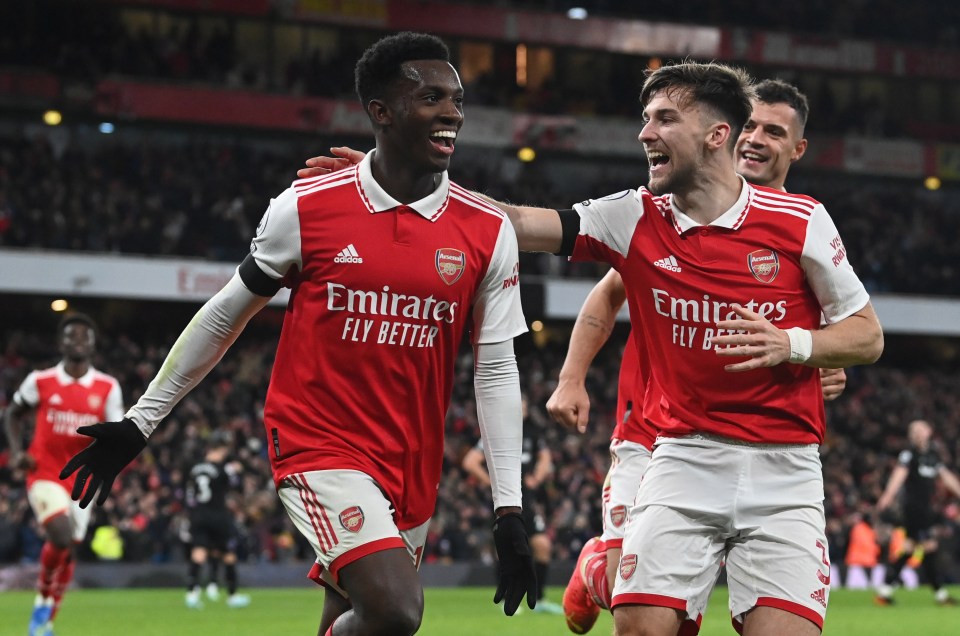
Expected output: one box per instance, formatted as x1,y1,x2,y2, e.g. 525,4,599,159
59,418,147,508
547,379,591,433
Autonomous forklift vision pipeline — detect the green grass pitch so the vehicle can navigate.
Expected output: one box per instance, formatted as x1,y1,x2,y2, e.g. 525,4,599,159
1,586,957,635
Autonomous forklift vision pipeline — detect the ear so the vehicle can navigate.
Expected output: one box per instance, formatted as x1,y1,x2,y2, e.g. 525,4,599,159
705,122,731,151
366,99,392,127
790,138,808,163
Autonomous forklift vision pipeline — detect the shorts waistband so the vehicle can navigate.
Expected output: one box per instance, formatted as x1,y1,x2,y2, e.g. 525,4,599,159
658,433,819,452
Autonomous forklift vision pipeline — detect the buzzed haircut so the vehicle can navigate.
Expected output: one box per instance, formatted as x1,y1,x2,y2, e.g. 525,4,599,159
640,61,755,149
58,312,97,337
755,78,810,130
355,32,451,107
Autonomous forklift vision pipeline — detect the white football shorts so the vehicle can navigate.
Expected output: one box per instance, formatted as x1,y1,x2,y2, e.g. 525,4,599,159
28,479,91,542
612,435,829,631
600,438,652,548
277,469,429,596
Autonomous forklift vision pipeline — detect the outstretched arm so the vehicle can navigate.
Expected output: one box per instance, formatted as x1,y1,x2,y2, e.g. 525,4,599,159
547,269,626,432
876,464,909,511
61,270,272,506
296,148,567,254
126,273,272,435
939,466,960,500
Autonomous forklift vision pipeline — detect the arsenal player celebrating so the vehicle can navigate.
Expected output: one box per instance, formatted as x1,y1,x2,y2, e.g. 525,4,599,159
4,313,124,636
60,32,536,635
452,62,879,635
551,80,849,635
516,62,882,636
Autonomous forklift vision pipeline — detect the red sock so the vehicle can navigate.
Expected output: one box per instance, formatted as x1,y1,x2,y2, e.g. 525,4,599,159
584,549,611,610
50,554,75,620
38,543,70,600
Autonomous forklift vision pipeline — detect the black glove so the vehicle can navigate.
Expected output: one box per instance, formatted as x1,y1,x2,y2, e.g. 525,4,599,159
59,418,147,508
492,512,538,615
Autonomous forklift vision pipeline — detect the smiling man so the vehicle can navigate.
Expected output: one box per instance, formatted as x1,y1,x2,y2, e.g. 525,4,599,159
551,78,848,635
60,32,537,635
737,79,809,189
484,62,881,636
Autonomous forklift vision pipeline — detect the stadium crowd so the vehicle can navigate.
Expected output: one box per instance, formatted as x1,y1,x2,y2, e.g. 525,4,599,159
1,1,952,136
1,321,959,585
2,134,959,295
480,0,960,49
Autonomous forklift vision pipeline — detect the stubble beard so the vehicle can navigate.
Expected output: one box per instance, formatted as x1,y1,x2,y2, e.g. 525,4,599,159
647,159,698,196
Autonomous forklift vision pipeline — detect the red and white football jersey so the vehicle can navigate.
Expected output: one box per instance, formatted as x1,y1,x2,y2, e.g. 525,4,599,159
250,152,526,529
612,329,657,451
573,179,869,445
13,363,124,488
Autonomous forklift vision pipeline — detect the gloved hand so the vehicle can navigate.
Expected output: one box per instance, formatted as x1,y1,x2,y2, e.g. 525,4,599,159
59,418,147,508
492,512,538,615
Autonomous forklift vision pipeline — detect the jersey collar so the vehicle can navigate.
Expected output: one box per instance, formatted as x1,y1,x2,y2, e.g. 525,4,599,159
56,362,96,387
667,175,753,234
356,150,450,222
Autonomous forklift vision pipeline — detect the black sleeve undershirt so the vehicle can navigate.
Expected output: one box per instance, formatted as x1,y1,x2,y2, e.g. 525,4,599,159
238,253,282,297
557,208,581,257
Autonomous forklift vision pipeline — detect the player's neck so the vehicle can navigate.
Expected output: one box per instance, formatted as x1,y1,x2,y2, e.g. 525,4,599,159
62,359,90,379
751,176,787,192
370,149,441,204
673,168,743,226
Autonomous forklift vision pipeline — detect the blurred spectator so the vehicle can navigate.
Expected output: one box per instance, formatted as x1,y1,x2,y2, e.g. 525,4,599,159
844,508,881,589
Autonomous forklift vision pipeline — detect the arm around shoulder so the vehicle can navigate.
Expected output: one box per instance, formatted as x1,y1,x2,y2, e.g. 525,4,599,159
473,193,564,254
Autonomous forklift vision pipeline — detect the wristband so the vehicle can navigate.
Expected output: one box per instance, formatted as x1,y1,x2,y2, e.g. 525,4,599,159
786,327,813,364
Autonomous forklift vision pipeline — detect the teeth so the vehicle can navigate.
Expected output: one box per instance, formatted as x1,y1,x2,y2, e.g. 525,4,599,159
742,152,764,161
646,151,666,160
431,131,457,139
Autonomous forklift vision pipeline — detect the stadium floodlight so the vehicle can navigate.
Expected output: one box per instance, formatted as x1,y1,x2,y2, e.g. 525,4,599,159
924,176,941,191
99,122,115,134
567,7,588,19
43,110,62,126
51,299,69,312
517,147,536,162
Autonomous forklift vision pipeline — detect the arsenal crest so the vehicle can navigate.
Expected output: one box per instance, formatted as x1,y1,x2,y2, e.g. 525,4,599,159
747,249,780,283
435,248,466,285
88,395,102,410
609,505,627,528
619,553,638,580
339,506,365,533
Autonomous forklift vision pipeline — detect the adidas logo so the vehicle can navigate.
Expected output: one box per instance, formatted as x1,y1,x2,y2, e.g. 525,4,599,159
653,255,681,273
334,244,363,264
810,588,827,608
50,394,63,405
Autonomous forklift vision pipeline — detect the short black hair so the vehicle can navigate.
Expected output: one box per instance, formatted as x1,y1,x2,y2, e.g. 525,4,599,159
640,61,755,150
58,312,96,337
755,78,810,130
355,31,451,107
